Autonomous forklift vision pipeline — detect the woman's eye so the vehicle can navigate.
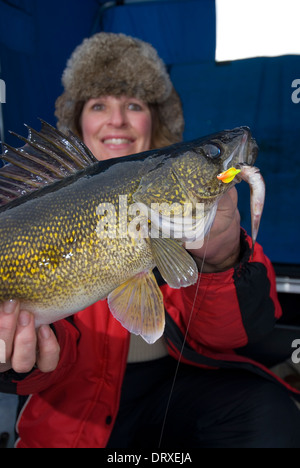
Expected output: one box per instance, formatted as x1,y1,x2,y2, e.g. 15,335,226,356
91,103,105,111
128,102,143,111
203,144,221,159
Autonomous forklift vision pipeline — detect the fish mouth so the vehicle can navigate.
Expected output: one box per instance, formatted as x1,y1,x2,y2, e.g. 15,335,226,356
238,127,259,166
220,127,258,171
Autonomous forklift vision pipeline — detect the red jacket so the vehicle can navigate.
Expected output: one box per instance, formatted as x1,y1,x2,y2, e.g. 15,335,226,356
1,231,298,448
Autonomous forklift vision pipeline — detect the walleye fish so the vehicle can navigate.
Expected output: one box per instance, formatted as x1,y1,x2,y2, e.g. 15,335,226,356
0,121,264,343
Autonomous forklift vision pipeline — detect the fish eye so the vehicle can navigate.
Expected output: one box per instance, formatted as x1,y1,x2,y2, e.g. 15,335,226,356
203,144,221,159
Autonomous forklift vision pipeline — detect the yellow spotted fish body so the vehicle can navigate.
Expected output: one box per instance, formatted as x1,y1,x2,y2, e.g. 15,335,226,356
0,122,261,343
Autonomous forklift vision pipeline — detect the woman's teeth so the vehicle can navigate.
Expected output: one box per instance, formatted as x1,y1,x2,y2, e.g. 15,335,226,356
103,138,132,145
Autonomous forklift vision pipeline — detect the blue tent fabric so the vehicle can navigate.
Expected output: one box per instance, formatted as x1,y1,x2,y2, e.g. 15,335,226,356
98,0,216,64
0,0,100,137
0,0,35,54
0,0,299,264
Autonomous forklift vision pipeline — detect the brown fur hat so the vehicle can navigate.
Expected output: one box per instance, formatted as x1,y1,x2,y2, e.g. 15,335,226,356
55,32,184,141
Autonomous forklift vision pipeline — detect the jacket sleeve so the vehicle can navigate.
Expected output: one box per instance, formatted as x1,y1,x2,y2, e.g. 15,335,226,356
0,318,79,395
163,229,282,353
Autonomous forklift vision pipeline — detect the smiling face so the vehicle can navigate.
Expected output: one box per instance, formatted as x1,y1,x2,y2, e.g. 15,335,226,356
80,96,152,161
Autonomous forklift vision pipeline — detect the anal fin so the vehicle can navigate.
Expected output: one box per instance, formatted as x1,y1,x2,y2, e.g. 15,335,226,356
107,271,165,344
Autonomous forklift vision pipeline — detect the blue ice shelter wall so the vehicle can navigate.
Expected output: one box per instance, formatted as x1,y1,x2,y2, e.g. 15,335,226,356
0,0,299,266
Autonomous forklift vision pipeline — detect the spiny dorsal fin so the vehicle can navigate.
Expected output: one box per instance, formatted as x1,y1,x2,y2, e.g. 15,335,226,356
0,119,97,207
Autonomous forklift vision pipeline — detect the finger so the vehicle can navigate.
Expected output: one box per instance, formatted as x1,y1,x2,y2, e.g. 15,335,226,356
36,325,60,373
11,311,37,373
228,186,238,203
0,301,20,361
217,187,238,212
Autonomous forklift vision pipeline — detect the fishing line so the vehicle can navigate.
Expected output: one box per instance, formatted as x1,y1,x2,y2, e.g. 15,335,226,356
158,230,211,448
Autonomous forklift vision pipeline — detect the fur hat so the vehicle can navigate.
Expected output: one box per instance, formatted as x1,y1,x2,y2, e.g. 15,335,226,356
55,32,184,142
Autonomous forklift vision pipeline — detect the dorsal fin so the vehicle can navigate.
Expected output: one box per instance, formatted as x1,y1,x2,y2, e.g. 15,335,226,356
0,119,97,207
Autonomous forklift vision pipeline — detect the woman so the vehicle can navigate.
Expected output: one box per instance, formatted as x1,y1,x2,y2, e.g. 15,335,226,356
0,33,300,448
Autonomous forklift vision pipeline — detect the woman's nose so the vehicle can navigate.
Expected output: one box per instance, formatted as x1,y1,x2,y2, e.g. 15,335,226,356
108,106,128,127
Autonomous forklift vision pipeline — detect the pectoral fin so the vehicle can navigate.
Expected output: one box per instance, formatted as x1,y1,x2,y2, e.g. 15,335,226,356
107,271,165,344
150,237,198,288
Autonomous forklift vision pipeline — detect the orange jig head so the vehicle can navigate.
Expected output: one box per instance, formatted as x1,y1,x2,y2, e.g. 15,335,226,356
217,167,241,184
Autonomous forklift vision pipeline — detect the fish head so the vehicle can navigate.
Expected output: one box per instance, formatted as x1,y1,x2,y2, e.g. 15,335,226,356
132,127,259,247
171,126,259,207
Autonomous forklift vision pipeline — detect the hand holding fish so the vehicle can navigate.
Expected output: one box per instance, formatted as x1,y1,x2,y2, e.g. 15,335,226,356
187,187,241,273
0,301,60,373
